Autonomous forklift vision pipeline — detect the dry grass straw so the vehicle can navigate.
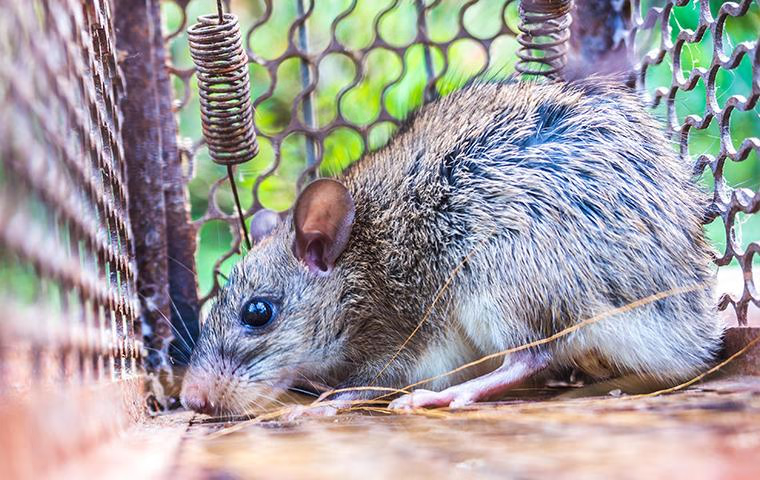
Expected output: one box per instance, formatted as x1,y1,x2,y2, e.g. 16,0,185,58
623,333,760,400
381,283,710,397
371,235,492,383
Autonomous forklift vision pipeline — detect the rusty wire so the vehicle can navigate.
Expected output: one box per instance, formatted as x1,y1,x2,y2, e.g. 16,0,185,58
516,0,574,77
188,11,259,166
0,0,140,409
629,0,760,325
188,2,259,249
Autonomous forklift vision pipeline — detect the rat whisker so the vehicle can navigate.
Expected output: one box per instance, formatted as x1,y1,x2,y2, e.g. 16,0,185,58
167,254,199,277
168,295,197,349
293,373,331,394
287,386,320,398
136,291,195,355
156,310,195,355
248,390,286,408
146,346,191,365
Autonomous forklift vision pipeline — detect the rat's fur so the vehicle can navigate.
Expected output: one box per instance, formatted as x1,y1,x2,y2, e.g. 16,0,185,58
182,79,723,414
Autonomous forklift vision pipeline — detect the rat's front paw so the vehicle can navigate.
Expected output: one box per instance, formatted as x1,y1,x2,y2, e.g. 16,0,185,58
389,389,470,411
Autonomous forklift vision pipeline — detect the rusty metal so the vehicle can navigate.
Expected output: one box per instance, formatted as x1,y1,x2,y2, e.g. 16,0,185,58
0,0,144,474
187,4,259,250
0,0,140,382
567,0,632,81
151,0,200,368
115,0,175,376
112,0,202,401
629,0,760,326
516,0,574,78
188,12,259,165
296,0,318,179
722,326,760,375
571,0,629,59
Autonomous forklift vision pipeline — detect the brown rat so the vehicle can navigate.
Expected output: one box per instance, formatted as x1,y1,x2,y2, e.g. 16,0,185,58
181,78,723,416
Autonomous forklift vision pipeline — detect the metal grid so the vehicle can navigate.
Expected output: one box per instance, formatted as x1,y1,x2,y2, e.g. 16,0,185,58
166,0,521,304
166,0,759,326
0,0,141,474
629,0,760,325
0,0,141,385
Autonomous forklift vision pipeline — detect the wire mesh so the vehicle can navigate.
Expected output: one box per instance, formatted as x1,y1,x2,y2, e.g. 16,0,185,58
0,0,142,471
165,0,521,304
165,0,759,326
629,0,760,325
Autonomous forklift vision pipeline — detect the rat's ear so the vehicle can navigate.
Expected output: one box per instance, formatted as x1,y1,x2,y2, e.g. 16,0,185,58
293,178,355,275
250,208,281,243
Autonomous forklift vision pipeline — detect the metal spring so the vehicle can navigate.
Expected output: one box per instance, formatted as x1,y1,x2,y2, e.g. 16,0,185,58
188,4,256,249
188,12,258,165
516,0,574,79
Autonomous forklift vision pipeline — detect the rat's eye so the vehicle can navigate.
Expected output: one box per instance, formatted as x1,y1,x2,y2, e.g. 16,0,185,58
241,298,276,329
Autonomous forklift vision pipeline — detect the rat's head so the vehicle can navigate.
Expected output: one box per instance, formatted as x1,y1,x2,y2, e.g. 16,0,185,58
181,179,356,416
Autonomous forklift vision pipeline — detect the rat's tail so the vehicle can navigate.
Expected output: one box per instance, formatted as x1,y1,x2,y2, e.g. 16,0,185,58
553,373,692,399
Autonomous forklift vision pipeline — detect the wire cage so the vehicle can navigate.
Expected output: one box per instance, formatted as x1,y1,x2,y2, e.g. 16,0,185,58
0,0,143,477
628,0,760,325
0,0,758,477
164,0,759,324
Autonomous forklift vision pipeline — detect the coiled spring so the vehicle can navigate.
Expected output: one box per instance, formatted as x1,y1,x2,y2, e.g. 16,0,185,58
188,12,258,165
516,0,574,78
188,3,257,249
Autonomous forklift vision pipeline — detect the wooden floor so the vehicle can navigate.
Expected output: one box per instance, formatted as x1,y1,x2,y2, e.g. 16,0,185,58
116,377,760,480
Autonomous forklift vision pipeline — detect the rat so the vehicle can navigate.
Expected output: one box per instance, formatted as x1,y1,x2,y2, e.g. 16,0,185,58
180,78,723,417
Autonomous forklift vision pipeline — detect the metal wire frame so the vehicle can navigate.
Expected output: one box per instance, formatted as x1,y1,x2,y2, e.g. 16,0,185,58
167,0,521,305
166,0,758,328
629,0,760,325
0,0,143,475
0,0,141,386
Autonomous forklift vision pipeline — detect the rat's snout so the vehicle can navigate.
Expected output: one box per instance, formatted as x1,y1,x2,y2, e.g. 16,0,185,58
180,383,214,415
180,369,223,415
180,366,273,416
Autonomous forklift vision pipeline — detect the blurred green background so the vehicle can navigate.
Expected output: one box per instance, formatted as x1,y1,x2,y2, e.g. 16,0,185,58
162,0,760,298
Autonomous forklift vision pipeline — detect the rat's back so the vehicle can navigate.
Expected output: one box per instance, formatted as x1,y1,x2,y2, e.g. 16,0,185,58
345,79,722,386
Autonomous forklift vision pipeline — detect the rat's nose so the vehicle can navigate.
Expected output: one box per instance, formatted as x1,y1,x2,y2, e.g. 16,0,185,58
181,384,214,415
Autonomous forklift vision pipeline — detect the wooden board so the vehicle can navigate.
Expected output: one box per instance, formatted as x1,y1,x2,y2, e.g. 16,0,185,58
166,378,760,480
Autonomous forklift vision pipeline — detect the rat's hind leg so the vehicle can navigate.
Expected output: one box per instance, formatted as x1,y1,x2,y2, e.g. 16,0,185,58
389,350,550,410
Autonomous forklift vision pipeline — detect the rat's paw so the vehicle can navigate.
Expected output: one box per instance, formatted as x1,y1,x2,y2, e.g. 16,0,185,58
284,403,339,421
389,389,465,411
449,394,476,409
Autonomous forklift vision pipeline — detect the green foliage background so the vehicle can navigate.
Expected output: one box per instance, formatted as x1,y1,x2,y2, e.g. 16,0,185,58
162,0,759,297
